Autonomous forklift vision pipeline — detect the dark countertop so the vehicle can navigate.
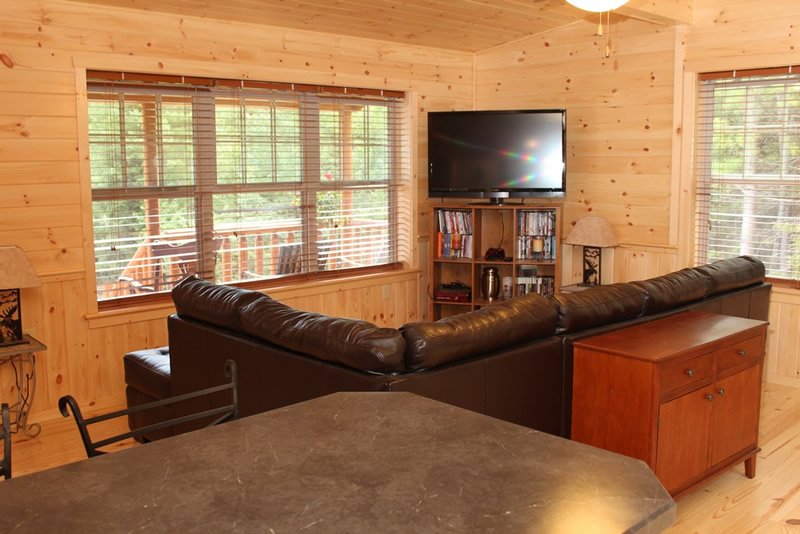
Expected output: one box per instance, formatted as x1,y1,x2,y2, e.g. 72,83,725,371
0,392,675,533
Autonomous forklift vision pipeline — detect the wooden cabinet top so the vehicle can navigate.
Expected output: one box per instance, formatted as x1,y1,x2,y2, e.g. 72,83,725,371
573,311,767,363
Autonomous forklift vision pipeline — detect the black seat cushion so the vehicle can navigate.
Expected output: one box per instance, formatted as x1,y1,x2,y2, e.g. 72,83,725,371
123,347,171,400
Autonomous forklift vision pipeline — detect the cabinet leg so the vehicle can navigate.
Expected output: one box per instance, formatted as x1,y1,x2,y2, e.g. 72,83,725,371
745,455,757,479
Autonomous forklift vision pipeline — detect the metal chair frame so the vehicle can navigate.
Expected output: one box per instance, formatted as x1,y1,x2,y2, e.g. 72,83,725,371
60,359,238,458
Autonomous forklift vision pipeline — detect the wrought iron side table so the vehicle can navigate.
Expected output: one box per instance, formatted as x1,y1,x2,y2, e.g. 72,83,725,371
0,335,46,437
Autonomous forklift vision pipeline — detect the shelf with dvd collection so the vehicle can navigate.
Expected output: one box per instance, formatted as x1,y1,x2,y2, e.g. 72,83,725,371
430,204,560,320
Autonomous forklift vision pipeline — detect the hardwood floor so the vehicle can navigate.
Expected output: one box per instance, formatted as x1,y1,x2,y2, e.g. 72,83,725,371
7,384,800,532
10,400,138,478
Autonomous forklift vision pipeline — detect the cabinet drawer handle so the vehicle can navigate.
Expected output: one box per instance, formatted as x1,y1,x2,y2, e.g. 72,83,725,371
686,368,695,377
705,393,714,401
718,388,725,395
738,349,747,357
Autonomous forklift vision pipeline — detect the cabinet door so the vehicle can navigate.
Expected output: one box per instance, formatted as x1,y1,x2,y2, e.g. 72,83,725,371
710,365,761,466
656,389,713,493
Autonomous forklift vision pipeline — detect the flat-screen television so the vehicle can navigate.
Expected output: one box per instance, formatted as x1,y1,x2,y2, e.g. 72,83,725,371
428,109,566,201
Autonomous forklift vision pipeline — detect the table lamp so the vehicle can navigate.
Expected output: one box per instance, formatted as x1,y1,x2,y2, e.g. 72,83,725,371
565,216,618,286
0,246,41,347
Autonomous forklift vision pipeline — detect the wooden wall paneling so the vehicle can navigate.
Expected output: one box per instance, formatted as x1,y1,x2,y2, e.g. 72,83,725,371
405,274,420,324
87,326,121,402
0,227,82,256
774,299,800,384
417,238,429,321
0,139,78,162
62,277,91,405
33,281,71,415
0,69,77,94
0,184,80,209
0,43,75,71
567,245,584,285
667,26,687,247
0,161,81,186
0,94,79,120
760,287,800,388
0,117,78,141
0,205,81,233
684,0,800,73
618,0,693,26
622,249,647,282
765,300,781,379
475,18,676,251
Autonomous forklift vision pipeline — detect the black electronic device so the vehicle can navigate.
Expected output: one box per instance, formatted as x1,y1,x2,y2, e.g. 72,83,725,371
434,283,471,303
428,109,567,202
484,248,506,261
441,281,469,290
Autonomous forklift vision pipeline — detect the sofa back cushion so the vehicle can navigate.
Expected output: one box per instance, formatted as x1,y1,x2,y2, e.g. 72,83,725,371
172,275,265,332
693,256,765,296
400,292,558,371
549,283,645,334
240,295,405,373
631,268,709,315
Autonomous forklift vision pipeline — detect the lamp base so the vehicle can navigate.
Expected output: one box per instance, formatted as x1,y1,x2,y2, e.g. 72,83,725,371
582,246,602,285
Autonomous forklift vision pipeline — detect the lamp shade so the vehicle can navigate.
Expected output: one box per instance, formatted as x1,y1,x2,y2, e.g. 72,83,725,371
565,0,630,12
565,216,619,248
0,246,41,288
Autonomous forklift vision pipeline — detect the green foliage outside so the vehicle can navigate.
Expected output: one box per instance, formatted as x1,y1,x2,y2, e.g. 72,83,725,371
705,78,800,278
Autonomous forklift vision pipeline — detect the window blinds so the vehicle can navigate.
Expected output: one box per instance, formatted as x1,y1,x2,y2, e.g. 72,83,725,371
87,72,410,302
695,69,800,281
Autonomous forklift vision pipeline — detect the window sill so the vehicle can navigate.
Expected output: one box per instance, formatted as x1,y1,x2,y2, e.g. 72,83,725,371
86,267,422,329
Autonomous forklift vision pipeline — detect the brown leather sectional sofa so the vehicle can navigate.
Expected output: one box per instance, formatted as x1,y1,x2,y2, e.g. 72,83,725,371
125,256,770,441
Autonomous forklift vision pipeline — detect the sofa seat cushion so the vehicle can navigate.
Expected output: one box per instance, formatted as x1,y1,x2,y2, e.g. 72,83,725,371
400,292,558,372
240,295,405,373
550,283,645,334
631,268,709,315
693,256,765,296
123,347,171,400
172,275,265,333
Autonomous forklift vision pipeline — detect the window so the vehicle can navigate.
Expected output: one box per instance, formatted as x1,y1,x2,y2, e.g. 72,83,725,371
695,68,800,281
86,72,409,303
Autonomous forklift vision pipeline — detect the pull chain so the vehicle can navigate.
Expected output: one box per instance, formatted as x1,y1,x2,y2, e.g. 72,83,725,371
605,11,611,58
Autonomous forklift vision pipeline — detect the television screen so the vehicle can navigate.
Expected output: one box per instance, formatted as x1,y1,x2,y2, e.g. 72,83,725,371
428,109,566,200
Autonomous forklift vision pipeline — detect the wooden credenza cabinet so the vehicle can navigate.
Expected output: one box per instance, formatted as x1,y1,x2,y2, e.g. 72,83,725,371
571,311,768,497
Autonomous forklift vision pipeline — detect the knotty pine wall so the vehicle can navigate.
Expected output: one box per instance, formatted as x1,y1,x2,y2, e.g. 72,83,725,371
476,16,679,282
0,0,473,419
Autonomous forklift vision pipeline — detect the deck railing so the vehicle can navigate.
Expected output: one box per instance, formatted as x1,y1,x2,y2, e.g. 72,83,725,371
97,219,388,300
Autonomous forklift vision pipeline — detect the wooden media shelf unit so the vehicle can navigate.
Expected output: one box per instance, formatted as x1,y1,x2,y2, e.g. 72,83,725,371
430,204,561,320
571,311,768,498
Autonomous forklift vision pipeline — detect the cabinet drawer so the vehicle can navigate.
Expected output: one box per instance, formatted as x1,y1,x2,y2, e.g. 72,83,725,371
660,353,713,394
716,335,762,373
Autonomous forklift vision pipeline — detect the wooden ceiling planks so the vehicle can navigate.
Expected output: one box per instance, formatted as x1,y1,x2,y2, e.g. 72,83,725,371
68,0,590,52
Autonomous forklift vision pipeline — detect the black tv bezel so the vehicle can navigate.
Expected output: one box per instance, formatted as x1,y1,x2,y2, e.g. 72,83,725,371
427,108,567,201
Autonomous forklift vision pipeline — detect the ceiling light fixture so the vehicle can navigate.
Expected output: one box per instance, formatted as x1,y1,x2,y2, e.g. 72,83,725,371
565,0,629,58
565,0,628,11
